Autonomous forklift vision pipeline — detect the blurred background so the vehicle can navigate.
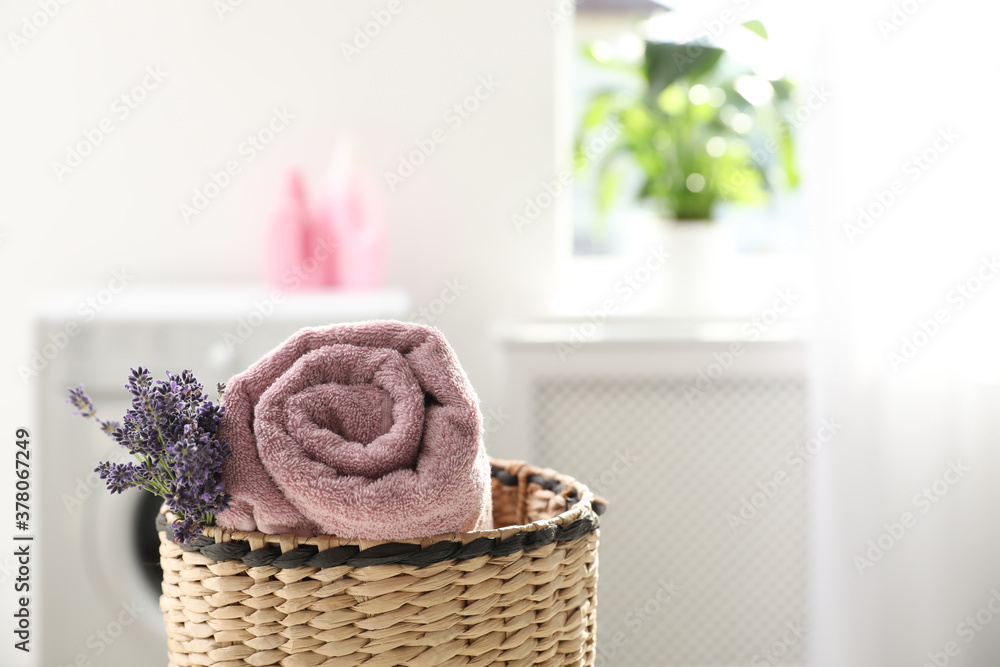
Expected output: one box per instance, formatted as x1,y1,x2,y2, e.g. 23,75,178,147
2,0,999,665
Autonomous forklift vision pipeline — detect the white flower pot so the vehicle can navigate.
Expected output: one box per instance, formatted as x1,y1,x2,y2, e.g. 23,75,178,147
625,214,738,317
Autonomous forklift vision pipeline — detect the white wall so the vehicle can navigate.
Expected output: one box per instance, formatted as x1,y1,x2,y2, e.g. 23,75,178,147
0,2,569,664
808,1,1000,665
0,0,572,422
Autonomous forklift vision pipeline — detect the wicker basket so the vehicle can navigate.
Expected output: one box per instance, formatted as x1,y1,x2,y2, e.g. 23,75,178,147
156,458,606,667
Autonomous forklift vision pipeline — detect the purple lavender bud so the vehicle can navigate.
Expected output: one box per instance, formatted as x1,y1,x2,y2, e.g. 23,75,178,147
67,385,96,418
74,368,231,546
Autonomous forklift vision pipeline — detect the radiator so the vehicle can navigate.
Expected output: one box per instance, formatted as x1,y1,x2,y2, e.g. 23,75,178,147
496,321,811,667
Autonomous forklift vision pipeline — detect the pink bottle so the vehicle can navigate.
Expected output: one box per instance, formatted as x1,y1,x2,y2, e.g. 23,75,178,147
314,138,385,290
263,170,326,290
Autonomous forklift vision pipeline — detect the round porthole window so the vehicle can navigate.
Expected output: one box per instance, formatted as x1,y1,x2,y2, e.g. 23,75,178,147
132,490,164,596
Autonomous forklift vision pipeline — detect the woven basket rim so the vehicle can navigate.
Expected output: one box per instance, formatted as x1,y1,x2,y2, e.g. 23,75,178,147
159,458,602,556
157,458,603,667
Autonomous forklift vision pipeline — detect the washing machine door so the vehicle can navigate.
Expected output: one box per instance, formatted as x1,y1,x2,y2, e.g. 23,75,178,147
84,484,167,645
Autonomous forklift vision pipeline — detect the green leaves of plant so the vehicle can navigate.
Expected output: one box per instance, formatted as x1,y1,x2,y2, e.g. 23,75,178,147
643,42,724,98
741,20,768,40
577,17,798,225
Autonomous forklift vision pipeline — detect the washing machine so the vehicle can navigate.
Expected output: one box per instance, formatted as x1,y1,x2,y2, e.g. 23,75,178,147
33,285,410,667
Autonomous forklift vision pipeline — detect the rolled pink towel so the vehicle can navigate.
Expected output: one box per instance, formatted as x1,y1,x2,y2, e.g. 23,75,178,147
216,321,493,539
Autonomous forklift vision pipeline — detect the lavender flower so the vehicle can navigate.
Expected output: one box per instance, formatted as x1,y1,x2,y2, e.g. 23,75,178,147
68,384,119,436
67,385,95,417
68,368,231,544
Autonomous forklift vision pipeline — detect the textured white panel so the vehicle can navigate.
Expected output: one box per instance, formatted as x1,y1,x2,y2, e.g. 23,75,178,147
534,377,810,667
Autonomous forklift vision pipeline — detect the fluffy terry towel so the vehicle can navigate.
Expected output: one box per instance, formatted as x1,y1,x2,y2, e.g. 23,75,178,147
216,321,493,539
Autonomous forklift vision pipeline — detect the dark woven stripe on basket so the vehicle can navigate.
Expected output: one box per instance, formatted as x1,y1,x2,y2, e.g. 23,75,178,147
156,511,598,568
157,467,600,568
490,464,606,515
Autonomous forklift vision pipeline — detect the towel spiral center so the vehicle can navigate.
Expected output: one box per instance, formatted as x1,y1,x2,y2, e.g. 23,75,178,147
256,344,424,479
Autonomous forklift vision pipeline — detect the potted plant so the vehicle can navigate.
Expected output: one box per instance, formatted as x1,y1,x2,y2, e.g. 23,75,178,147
577,20,800,314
